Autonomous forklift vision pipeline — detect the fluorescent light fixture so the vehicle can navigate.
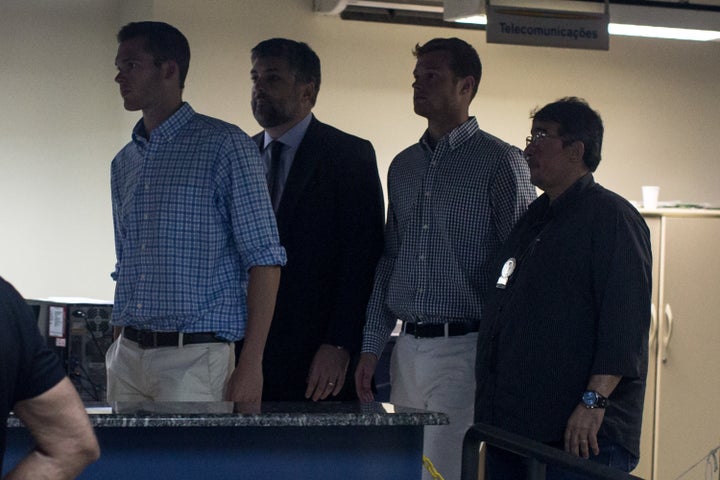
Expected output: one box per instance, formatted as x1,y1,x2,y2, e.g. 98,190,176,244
454,14,487,25
453,15,720,41
444,0,720,42
608,23,720,42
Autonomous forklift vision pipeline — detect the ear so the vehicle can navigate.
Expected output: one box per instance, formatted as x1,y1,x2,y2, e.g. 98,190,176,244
459,76,475,97
300,82,317,106
570,140,586,166
162,60,179,83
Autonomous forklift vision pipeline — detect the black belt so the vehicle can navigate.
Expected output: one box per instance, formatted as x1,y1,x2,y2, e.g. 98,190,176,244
123,326,226,349
401,321,480,338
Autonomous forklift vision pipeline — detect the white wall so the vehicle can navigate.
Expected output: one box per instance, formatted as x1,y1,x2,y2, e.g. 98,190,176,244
1,0,719,299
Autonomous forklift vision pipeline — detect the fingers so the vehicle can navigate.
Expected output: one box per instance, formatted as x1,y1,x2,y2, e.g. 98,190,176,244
569,439,589,459
564,433,587,458
317,377,342,401
303,345,351,401
306,375,345,401
563,405,604,459
589,436,600,456
304,372,326,400
354,367,374,402
579,439,590,459
331,378,343,397
565,429,594,458
354,353,378,403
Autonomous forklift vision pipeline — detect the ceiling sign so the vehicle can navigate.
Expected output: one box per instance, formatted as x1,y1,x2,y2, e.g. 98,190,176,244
486,1,609,50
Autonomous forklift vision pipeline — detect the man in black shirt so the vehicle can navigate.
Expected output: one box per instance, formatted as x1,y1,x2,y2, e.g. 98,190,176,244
475,97,652,479
0,275,99,478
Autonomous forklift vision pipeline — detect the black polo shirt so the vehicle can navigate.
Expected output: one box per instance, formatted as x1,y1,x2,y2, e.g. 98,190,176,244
475,174,652,457
0,276,66,470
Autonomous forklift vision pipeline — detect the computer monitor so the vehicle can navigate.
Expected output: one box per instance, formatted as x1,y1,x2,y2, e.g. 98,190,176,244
27,298,113,402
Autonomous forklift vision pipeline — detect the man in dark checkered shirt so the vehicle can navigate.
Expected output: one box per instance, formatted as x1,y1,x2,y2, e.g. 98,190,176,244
355,38,535,480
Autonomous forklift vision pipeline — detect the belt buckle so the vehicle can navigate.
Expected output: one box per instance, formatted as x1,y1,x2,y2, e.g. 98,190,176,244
414,321,423,339
134,329,146,348
136,330,158,349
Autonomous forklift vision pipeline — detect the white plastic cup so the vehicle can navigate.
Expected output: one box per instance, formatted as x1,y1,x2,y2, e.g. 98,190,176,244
642,186,660,209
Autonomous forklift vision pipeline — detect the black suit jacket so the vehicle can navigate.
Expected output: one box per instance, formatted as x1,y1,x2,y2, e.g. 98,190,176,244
254,117,384,401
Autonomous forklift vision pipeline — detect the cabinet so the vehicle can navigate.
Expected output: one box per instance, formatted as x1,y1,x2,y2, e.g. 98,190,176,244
636,211,720,480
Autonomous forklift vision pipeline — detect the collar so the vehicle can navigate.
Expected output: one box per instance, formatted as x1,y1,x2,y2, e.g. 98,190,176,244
532,173,596,217
420,117,479,152
262,113,313,151
131,102,195,146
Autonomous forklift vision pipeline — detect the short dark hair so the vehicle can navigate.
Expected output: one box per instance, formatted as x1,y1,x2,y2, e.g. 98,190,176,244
117,21,191,89
413,38,482,100
531,97,604,172
251,38,321,105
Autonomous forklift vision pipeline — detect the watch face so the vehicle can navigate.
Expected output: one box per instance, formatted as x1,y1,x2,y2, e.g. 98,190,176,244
582,391,598,406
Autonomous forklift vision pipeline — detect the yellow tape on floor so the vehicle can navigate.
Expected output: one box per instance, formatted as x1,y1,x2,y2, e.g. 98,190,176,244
422,455,445,480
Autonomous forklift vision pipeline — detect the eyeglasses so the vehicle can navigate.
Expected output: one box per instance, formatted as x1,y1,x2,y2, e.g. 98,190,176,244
525,131,564,147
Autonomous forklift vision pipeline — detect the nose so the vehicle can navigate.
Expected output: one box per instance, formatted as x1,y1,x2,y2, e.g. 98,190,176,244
523,143,536,160
115,70,123,84
251,78,265,96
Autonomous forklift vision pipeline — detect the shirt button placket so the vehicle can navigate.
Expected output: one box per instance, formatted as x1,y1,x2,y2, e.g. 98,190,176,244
137,152,152,311
416,149,441,308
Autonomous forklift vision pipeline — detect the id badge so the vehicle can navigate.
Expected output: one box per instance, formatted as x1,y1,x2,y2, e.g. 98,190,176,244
495,257,516,289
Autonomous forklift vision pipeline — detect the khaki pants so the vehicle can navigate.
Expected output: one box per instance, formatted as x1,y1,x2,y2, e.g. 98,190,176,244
106,334,234,402
390,332,478,480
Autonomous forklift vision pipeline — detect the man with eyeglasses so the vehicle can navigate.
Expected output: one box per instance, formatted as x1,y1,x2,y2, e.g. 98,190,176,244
475,97,652,479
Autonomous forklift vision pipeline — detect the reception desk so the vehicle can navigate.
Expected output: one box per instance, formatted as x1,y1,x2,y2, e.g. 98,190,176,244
5,401,447,479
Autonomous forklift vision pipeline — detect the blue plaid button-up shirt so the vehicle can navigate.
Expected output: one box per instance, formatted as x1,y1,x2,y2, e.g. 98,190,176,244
363,117,536,356
110,103,286,341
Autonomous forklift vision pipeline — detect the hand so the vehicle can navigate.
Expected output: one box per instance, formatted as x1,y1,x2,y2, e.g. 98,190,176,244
305,344,351,401
354,352,378,403
563,404,605,458
225,357,263,409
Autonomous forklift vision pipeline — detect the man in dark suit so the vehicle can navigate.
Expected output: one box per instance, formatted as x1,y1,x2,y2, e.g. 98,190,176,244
244,38,384,401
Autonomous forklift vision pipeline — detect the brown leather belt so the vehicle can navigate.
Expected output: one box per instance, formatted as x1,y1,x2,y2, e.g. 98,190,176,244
122,326,226,349
401,321,480,338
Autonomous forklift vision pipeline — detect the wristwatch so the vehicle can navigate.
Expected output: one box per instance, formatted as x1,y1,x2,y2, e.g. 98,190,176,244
581,390,608,409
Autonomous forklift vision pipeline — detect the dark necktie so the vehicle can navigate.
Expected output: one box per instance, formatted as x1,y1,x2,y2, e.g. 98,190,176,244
266,140,284,212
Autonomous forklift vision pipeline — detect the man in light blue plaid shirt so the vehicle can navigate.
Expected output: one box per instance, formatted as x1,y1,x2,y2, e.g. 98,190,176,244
355,38,536,480
107,22,286,406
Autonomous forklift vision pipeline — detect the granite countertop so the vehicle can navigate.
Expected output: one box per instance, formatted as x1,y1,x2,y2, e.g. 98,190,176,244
8,401,448,428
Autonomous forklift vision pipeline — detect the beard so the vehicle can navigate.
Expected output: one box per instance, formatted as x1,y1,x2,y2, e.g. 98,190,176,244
251,97,296,129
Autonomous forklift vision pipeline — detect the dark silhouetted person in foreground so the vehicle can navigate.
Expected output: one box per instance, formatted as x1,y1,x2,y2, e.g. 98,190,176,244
0,275,99,478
